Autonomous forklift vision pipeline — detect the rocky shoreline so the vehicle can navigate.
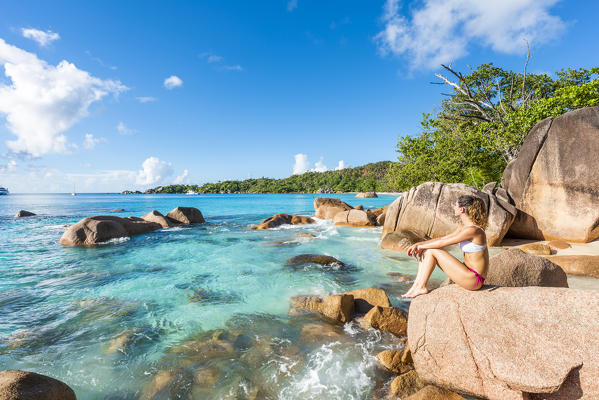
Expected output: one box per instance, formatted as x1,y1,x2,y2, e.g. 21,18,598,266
3,107,599,399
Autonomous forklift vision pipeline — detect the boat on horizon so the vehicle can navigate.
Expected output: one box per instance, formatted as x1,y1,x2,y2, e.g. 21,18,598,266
0,187,8,195
186,190,197,195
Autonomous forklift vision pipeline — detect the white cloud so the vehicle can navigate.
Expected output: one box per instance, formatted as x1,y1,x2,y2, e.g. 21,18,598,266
293,153,310,175
0,39,127,156
117,121,138,135
21,28,60,46
313,157,328,172
163,75,183,89
174,169,189,184
287,0,298,12
83,133,106,149
293,154,331,174
334,160,346,170
375,0,565,69
136,156,173,185
136,96,156,103
223,65,243,72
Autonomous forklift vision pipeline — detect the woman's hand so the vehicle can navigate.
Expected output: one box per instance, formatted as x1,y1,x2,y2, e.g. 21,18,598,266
407,243,424,260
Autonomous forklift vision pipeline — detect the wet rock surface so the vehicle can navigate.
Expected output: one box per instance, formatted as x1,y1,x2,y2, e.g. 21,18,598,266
252,213,315,229
0,370,76,400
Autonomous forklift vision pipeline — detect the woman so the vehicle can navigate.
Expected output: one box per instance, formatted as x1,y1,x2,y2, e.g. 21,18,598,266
402,195,489,298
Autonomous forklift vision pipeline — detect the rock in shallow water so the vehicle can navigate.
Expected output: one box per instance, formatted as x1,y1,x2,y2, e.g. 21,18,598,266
313,197,353,219
252,213,315,229
14,210,36,217
165,206,205,224
408,285,599,399
0,370,76,400
360,306,408,337
286,254,345,267
289,294,355,323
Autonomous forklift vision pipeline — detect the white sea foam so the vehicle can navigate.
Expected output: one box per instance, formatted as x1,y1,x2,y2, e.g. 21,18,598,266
101,236,130,244
278,340,378,400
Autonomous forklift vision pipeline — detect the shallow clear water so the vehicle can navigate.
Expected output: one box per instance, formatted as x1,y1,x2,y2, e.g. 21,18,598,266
0,193,447,399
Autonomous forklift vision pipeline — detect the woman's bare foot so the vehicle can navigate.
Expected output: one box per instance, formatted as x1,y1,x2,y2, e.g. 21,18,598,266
402,286,429,298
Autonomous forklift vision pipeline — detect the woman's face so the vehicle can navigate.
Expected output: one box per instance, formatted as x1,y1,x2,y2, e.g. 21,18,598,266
454,201,465,217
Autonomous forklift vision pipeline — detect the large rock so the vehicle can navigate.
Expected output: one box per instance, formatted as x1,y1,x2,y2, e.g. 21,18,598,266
343,288,391,314
165,207,205,224
252,213,315,230
361,306,408,337
382,183,515,247
356,192,377,198
59,216,162,245
408,285,599,399
289,294,354,323
545,255,599,278
313,198,353,219
381,230,430,251
333,209,377,227
486,249,568,288
501,107,599,242
142,210,180,228
0,370,76,400
15,210,36,217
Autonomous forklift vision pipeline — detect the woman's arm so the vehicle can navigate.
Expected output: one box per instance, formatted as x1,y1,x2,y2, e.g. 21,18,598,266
407,226,478,258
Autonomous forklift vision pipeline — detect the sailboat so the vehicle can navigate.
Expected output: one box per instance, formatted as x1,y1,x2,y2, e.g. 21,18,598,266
71,183,76,196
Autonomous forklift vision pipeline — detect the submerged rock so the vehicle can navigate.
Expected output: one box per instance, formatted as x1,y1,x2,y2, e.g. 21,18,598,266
252,213,315,229
313,198,353,219
289,294,354,323
112,208,125,212
14,210,36,218
286,254,345,267
59,215,161,245
165,207,205,225
0,370,76,400
408,285,599,399
295,232,316,238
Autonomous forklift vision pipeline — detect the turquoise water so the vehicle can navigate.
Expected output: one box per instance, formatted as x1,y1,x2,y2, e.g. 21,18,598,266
0,193,447,399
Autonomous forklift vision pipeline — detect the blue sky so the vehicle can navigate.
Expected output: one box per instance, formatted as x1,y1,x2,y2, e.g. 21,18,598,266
0,0,597,192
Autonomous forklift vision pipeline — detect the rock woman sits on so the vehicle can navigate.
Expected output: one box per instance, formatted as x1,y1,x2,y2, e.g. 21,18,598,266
402,195,489,298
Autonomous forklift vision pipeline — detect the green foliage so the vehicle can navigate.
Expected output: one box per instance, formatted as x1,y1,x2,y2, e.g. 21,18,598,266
391,64,599,190
156,161,395,194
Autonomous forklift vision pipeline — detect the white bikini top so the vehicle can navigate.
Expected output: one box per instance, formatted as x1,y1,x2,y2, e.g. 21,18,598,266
459,240,487,253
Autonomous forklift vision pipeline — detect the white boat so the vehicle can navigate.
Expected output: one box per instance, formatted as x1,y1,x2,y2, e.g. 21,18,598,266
71,183,76,196
0,187,8,195
186,190,197,195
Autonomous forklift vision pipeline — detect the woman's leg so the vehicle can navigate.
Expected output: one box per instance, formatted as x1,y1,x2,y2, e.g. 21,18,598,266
403,249,479,298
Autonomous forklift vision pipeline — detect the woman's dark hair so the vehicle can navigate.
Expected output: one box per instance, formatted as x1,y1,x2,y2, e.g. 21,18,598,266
457,195,488,229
